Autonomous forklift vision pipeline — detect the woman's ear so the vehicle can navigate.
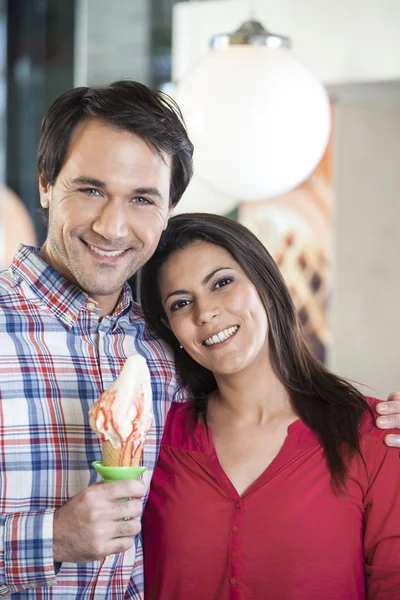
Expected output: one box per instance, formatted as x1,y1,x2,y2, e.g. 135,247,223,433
161,316,171,330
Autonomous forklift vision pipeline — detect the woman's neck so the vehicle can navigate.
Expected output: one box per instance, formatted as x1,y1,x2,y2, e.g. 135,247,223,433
210,361,295,427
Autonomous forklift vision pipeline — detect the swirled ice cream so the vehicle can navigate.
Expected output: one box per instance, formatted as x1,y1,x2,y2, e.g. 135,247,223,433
89,354,153,467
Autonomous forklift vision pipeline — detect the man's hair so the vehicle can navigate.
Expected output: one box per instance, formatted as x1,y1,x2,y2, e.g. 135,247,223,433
37,79,194,208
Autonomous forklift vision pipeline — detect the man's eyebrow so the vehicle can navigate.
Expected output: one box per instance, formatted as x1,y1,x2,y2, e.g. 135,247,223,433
134,187,163,202
71,176,106,188
164,268,233,304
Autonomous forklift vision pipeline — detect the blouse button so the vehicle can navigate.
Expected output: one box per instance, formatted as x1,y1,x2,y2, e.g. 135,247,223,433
230,577,237,585
235,501,240,509
232,525,239,533
231,551,238,559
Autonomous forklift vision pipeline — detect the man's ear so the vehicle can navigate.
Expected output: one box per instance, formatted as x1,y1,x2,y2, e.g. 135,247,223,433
163,207,173,231
38,170,52,209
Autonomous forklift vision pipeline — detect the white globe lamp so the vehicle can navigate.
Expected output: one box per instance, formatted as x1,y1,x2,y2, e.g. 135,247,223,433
175,20,331,202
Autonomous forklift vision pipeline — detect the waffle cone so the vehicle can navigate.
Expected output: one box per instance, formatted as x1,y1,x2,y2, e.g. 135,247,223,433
101,440,143,467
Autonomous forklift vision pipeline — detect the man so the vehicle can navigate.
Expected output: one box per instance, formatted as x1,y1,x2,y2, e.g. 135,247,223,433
0,80,398,599
0,80,193,598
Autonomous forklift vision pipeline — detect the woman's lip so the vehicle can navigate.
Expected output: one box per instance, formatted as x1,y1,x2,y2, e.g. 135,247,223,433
201,325,240,346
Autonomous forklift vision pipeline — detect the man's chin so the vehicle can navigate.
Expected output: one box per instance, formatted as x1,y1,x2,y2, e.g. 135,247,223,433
75,275,127,298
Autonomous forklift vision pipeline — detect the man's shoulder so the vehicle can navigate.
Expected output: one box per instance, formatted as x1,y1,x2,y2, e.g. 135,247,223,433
358,396,399,458
0,268,26,309
359,396,385,437
128,302,176,363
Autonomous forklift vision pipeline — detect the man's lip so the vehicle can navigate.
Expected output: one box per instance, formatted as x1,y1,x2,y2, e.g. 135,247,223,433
201,325,240,345
82,240,129,253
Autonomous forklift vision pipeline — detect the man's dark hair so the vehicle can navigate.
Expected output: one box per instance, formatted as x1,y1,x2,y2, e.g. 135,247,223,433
140,212,372,492
37,79,194,209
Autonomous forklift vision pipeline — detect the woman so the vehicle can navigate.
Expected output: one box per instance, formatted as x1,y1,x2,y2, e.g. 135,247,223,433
140,213,400,599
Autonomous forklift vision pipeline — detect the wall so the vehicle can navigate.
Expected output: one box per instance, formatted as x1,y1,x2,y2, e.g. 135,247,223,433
332,100,400,398
173,0,400,85
74,0,151,86
173,2,400,398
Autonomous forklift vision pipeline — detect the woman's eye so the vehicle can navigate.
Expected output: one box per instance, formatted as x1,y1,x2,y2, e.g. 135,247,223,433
170,299,191,312
214,277,233,289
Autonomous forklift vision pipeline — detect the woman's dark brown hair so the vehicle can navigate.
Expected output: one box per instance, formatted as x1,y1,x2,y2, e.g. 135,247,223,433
37,79,193,212
140,212,371,489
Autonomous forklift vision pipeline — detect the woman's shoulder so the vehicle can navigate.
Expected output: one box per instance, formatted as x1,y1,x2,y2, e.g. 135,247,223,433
162,400,204,451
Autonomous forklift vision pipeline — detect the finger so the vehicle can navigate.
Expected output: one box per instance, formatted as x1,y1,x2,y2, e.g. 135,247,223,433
376,399,400,415
384,433,400,448
387,391,400,402
114,498,143,521
105,479,146,501
376,414,400,429
108,537,135,556
115,518,142,538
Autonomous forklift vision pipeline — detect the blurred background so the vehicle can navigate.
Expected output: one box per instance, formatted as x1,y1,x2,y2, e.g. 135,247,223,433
1,0,399,398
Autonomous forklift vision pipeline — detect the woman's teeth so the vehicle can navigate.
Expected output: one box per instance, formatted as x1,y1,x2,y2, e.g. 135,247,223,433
204,326,239,346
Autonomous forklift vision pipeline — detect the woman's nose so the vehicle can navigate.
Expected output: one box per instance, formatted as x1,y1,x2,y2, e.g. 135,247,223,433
195,301,220,325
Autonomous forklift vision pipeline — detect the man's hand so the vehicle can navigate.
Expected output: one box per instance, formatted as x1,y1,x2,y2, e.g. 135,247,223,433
376,392,400,447
53,479,145,563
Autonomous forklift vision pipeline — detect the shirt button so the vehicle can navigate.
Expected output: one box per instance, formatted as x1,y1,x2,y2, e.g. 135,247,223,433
235,501,240,509
231,551,238,559
230,577,237,585
65,313,74,324
86,302,96,311
232,525,239,533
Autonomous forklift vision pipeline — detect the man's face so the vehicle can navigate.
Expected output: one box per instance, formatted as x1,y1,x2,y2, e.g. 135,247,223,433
39,119,171,315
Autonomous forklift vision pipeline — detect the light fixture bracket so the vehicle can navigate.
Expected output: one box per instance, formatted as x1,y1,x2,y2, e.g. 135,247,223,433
210,19,291,50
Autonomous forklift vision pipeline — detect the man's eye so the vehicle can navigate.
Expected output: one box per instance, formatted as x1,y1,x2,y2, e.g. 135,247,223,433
214,277,233,289
80,188,101,197
133,197,152,205
170,299,191,312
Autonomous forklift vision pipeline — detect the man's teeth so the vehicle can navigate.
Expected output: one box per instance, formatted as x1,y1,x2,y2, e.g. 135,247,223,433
88,244,125,257
204,326,239,346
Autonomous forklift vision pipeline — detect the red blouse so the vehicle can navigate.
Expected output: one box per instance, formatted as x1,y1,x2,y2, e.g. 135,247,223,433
143,398,400,600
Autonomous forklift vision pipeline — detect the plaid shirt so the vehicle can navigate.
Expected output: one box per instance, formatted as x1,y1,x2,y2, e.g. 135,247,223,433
0,245,184,599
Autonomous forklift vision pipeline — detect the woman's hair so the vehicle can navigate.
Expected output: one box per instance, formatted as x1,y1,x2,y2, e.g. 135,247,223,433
140,212,371,489
37,80,193,212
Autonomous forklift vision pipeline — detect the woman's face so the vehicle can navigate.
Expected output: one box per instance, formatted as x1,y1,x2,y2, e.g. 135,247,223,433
158,241,270,378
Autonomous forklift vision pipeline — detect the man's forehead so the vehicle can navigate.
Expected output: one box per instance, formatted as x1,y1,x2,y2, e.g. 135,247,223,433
62,120,172,176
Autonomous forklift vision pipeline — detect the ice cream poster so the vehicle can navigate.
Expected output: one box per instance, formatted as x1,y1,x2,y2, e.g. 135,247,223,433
238,117,333,364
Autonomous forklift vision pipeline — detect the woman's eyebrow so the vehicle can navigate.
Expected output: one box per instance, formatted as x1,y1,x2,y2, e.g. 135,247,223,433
163,267,233,305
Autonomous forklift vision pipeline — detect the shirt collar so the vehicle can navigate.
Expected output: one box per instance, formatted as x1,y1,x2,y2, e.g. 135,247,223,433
10,244,134,328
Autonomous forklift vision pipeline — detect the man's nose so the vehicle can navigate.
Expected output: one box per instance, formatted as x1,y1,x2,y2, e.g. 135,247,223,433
92,199,128,240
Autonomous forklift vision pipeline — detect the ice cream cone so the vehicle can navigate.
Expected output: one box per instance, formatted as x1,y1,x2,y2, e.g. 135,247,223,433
102,440,143,467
